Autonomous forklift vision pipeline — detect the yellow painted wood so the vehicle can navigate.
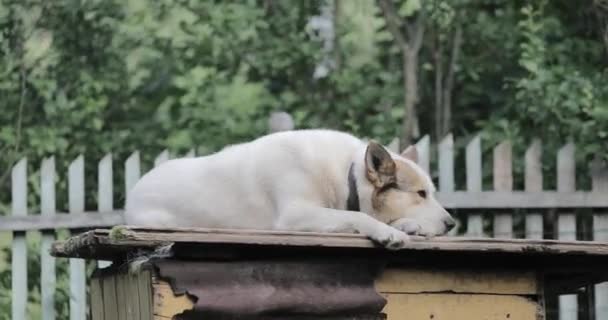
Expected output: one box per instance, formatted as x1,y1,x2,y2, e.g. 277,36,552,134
382,293,541,320
376,268,537,295
152,278,195,318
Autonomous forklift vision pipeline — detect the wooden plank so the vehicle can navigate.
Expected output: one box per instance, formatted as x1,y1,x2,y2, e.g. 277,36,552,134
98,154,114,268
376,268,537,295
125,151,141,197
438,134,459,236
128,273,141,320
592,157,608,319
116,273,128,320
154,150,170,167
102,275,119,320
381,293,540,320
90,277,105,320
493,141,513,238
152,279,195,318
139,270,153,320
556,142,577,320
68,155,87,320
40,157,56,320
438,133,454,192
0,211,125,231
89,227,608,255
415,135,430,173
11,158,28,320
465,134,483,237
525,139,544,239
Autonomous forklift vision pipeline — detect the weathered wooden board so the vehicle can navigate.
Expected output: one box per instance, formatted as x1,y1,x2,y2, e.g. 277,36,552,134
376,268,537,295
90,277,105,320
51,227,608,259
381,293,541,320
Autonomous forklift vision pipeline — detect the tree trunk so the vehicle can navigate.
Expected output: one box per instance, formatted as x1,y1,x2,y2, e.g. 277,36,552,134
433,34,443,140
401,49,419,149
441,26,462,136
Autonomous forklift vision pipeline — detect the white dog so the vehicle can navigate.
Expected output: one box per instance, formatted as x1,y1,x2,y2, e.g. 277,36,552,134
125,129,455,249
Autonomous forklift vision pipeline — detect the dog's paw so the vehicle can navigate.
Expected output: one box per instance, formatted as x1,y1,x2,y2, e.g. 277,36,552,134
370,225,410,250
391,218,422,235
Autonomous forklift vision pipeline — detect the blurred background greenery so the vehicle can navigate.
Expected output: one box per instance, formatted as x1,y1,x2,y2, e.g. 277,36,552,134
1,0,607,317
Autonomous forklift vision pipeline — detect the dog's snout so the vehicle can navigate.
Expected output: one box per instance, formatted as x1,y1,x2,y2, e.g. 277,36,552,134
444,217,456,232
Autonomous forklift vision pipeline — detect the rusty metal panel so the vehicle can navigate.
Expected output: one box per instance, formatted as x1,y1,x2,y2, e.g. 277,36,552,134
154,259,386,318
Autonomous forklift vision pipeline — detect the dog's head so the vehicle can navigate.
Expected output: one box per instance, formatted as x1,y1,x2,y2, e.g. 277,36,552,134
359,141,455,237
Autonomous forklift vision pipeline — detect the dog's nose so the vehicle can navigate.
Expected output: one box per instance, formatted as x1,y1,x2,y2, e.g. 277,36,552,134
444,217,456,232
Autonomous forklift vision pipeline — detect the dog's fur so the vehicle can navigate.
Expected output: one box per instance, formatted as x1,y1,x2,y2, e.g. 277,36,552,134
125,129,455,249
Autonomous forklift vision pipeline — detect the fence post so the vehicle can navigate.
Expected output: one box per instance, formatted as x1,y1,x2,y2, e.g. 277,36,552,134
438,134,454,192
41,157,57,320
125,151,141,200
11,158,28,320
493,141,513,238
69,155,87,320
154,150,170,167
465,134,483,237
415,135,430,174
592,157,608,319
557,143,577,320
438,134,459,235
525,140,543,239
98,153,113,269
387,137,399,153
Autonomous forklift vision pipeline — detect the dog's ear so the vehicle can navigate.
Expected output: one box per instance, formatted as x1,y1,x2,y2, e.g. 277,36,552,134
401,145,418,163
365,141,396,188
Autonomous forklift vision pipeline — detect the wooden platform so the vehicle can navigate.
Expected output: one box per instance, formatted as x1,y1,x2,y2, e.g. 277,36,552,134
51,227,608,320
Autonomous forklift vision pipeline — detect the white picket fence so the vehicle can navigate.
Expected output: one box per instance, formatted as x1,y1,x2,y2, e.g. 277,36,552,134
2,133,608,320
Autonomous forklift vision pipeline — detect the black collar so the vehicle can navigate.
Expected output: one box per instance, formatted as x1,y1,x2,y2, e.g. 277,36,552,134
347,163,360,211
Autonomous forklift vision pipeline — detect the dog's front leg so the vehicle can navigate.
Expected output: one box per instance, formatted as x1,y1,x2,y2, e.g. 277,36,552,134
276,203,410,250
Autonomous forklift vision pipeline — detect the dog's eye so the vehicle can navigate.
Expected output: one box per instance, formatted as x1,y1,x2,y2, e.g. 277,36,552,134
417,190,427,198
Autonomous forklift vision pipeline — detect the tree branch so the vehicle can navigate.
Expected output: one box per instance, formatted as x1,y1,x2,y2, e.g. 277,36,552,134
377,0,408,50
411,10,426,52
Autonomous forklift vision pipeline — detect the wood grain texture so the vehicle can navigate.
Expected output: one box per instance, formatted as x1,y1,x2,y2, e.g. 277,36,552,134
40,157,56,320
376,268,537,295
90,277,105,320
556,143,577,320
51,227,608,260
493,140,513,238
465,135,483,237
11,158,28,320
525,140,543,240
592,157,608,319
381,293,540,320
68,155,87,320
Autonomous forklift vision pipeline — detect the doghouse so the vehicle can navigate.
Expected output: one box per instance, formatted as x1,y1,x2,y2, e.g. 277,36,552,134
51,227,608,320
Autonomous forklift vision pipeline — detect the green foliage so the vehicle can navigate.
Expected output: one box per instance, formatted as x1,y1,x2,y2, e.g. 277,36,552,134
0,0,607,315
